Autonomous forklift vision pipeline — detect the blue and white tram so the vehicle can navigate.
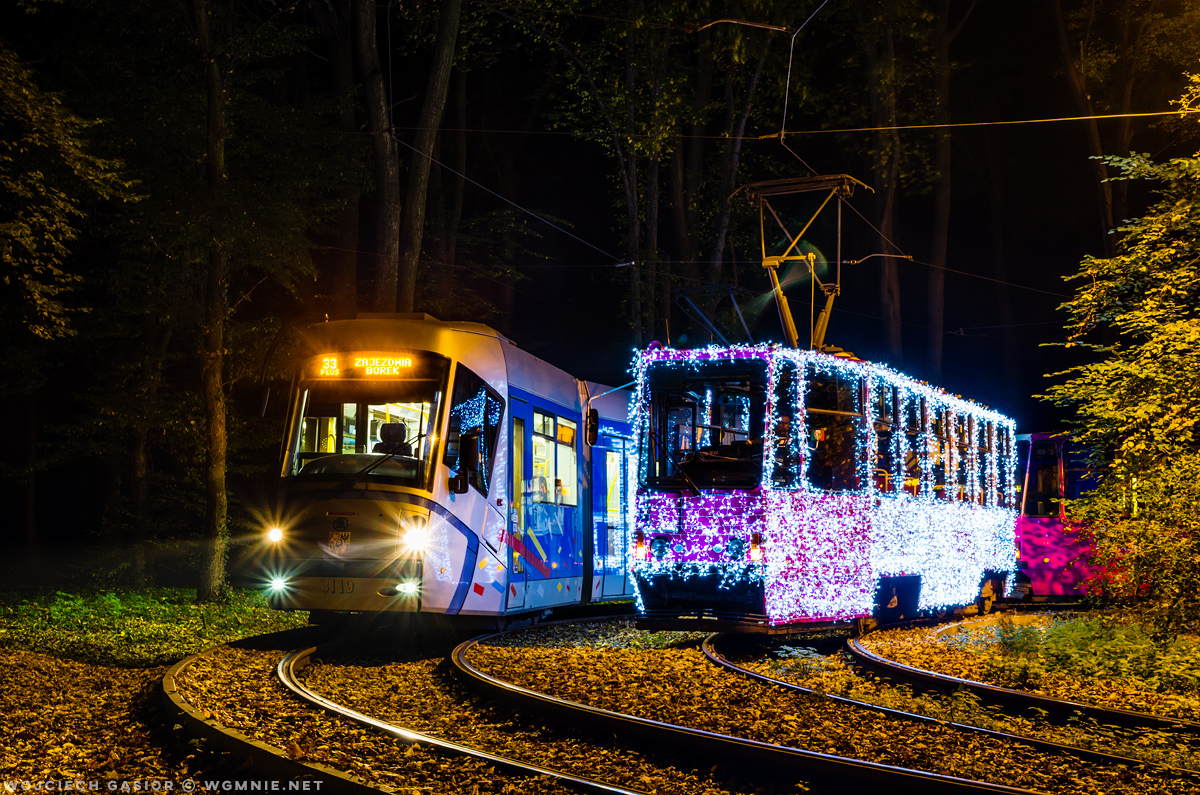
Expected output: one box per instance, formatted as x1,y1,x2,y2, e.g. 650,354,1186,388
263,313,637,618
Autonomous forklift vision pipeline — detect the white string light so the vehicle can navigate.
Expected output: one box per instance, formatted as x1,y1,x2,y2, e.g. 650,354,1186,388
630,344,1018,624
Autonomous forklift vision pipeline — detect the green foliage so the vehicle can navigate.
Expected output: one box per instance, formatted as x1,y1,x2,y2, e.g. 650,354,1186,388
0,45,135,339
0,587,308,667
1043,80,1200,636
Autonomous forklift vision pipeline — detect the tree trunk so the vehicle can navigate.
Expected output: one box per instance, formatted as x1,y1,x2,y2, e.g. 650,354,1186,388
194,0,230,603
647,154,659,340
24,392,39,569
355,0,402,312
100,429,124,547
1051,0,1114,256
130,426,149,585
329,5,360,319
709,43,771,286
985,129,1020,389
927,0,975,378
624,15,642,345
857,3,904,359
448,69,467,266
681,30,713,277
397,0,463,313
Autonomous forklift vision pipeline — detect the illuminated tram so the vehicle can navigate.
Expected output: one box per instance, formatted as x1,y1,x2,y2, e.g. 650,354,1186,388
263,314,637,619
631,345,1020,629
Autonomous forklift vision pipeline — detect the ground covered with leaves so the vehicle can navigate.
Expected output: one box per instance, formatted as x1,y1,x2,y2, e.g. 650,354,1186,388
0,649,246,786
736,634,1200,771
0,587,317,790
466,619,1200,794
859,614,1200,721
174,645,579,793
299,644,791,795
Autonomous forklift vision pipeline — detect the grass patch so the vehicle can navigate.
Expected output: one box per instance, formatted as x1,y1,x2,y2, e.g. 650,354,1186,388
986,615,1200,694
0,588,309,667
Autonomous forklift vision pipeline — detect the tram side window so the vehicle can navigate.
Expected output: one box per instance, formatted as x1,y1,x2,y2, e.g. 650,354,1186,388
930,410,949,499
805,367,863,493
771,360,803,489
1024,441,1061,517
556,417,578,506
529,410,578,506
903,396,924,495
997,427,1014,508
872,383,898,493
532,410,557,503
300,406,339,455
976,420,991,506
955,415,972,502
443,364,504,496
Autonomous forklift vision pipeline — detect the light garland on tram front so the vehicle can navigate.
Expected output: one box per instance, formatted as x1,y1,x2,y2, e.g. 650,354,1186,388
629,344,1018,623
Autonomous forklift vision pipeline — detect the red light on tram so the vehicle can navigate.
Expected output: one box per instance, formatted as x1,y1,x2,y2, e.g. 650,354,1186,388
635,530,647,560
749,532,763,562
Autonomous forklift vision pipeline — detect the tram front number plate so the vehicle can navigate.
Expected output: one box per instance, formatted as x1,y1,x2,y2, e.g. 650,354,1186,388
320,578,355,594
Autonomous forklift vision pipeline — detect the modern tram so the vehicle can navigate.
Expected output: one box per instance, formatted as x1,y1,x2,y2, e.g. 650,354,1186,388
631,344,1020,629
262,314,637,619
1011,432,1101,598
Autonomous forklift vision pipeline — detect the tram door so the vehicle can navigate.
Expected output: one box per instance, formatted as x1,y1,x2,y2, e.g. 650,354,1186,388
601,434,635,597
507,400,529,609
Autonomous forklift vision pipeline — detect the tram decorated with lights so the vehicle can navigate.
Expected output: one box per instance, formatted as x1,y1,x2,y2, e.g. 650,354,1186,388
631,344,1019,628
262,313,638,619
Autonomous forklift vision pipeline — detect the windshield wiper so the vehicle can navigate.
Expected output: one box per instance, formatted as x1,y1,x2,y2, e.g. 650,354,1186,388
648,423,702,494
344,432,422,485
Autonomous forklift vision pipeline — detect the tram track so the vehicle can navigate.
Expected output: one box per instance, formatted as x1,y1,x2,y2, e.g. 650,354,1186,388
453,618,1200,795
164,634,583,794
703,632,1200,777
277,642,643,795
847,614,1200,735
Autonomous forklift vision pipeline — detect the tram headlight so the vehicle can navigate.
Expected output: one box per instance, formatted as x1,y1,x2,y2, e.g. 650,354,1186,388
650,537,670,560
396,580,419,595
402,522,428,553
270,577,287,591
267,527,283,543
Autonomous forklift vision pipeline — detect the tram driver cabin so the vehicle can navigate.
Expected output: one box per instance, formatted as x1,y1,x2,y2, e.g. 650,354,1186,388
632,345,1019,628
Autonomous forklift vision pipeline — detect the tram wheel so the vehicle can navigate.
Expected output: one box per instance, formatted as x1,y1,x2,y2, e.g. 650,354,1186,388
976,576,999,615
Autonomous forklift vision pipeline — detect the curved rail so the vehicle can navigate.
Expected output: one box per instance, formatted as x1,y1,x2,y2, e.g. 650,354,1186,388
846,616,1200,735
702,634,1200,777
277,644,645,795
162,639,379,794
451,625,1047,795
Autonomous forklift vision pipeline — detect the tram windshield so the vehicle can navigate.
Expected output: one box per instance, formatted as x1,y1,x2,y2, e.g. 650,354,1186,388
640,359,768,491
287,353,450,489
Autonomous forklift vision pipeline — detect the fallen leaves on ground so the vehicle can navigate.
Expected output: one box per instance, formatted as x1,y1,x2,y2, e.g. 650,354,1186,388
466,620,1200,795
860,618,1200,721
300,647,789,795
734,638,1200,771
0,649,237,787
174,645,578,794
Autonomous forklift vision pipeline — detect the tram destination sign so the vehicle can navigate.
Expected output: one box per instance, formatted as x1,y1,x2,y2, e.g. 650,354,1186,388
315,354,415,378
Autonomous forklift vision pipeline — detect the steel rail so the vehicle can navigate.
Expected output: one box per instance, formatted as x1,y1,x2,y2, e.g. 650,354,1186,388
163,635,379,794
451,624,1048,795
277,643,646,795
846,616,1200,735
703,633,1200,778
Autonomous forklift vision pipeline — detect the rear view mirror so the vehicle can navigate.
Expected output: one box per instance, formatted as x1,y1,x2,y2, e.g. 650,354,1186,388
459,430,481,473
586,408,599,446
